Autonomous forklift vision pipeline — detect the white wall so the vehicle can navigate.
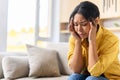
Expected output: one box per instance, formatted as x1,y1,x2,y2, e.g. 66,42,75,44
0,0,8,51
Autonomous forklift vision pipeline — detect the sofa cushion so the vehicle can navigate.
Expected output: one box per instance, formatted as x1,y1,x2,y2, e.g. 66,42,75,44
46,42,73,75
1,75,69,80
0,52,27,78
26,44,60,77
2,56,29,79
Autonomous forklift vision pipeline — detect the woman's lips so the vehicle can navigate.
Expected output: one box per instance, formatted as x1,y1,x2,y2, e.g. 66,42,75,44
78,33,85,35
79,33,86,37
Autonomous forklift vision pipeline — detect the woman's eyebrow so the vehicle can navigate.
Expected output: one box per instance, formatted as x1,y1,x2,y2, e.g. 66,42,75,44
80,20,87,23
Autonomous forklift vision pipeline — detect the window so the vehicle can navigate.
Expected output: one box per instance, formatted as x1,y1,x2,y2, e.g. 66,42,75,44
39,0,51,38
35,0,53,43
7,0,36,52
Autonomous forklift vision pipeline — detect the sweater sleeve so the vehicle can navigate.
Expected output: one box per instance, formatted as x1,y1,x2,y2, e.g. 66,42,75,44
67,35,75,65
88,40,119,76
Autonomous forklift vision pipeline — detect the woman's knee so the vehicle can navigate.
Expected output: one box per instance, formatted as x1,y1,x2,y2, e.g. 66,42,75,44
68,73,87,80
85,76,108,80
68,73,80,80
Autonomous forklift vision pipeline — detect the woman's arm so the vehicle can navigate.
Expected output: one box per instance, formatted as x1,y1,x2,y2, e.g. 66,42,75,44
88,39,119,76
69,40,84,73
88,20,98,69
88,40,98,69
68,18,84,73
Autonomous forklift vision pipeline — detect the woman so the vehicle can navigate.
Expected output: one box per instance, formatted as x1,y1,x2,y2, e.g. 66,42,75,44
67,1,120,80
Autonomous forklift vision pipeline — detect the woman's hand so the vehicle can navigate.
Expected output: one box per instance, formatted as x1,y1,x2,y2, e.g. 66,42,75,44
68,18,81,41
88,20,97,42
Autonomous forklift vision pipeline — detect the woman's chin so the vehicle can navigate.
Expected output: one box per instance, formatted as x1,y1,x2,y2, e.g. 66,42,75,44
80,35,87,39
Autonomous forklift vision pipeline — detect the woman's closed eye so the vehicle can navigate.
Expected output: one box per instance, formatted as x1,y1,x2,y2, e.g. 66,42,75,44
81,22,88,26
74,23,78,26
74,22,88,27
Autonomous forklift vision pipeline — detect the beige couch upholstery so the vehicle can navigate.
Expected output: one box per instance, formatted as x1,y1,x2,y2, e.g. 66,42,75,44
0,42,72,80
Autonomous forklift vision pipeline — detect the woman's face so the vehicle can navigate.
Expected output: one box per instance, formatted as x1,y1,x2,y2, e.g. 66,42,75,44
73,13,90,39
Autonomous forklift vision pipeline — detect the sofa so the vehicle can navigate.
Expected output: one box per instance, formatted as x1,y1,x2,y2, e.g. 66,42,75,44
0,42,72,80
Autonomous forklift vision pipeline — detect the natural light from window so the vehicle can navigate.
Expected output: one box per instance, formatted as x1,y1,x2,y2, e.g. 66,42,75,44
7,0,36,52
39,0,51,38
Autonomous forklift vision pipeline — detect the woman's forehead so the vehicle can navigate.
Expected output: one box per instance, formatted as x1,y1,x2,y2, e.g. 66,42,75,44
74,13,87,22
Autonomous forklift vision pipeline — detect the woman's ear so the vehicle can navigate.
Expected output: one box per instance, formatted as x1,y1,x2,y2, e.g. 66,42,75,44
95,17,100,24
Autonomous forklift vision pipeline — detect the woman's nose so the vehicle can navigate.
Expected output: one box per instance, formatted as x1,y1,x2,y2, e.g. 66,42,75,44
78,25,83,32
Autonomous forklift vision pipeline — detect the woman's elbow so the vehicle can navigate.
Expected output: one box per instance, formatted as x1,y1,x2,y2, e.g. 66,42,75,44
69,63,82,74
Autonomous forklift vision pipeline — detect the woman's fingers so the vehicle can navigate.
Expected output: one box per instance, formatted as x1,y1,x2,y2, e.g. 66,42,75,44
68,18,81,40
68,18,74,32
89,17,97,27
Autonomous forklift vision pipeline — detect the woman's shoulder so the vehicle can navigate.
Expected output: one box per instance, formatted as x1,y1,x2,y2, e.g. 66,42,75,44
101,26,119,43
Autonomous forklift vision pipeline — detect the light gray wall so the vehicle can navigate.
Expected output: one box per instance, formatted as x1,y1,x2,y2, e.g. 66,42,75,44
0,0,8,51
103,19,120,39
103,18,120,28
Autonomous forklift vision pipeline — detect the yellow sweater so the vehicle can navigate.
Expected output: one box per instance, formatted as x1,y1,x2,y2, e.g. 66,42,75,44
67,26,120,79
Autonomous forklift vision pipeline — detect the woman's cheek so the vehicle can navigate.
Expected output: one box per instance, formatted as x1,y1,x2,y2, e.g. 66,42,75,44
85,26,90,34
74,27,78,32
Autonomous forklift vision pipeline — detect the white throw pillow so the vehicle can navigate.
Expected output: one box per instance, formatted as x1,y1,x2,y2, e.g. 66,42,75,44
0,52,27,78
2,56,29,79
26,44,60,77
